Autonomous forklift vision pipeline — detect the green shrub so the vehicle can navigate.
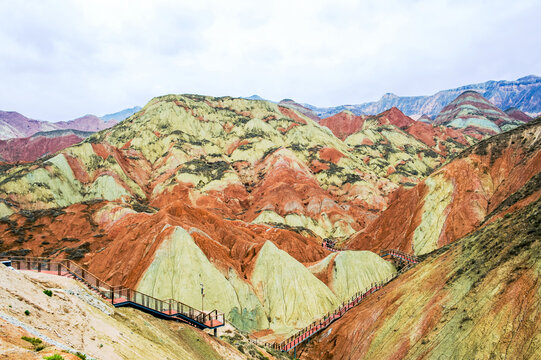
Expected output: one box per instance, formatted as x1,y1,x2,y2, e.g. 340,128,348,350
24,310,30,316
21,336,45,351
22,336,42,346
74,352,87,360
43,289,53,297
22,336,41,345
43,354,65,360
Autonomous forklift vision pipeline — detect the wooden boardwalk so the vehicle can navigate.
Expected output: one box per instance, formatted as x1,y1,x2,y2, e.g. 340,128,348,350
1,257,225,331
262,248,419,353
2,248,418,350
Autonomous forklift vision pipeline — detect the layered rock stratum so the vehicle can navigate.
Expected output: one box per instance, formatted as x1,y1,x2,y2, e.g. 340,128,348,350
0,92,539,358
434,91,523,135
348,118,541,255
0,95,403,337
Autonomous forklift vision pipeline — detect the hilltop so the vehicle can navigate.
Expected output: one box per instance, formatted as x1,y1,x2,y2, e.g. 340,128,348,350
434,90,522,135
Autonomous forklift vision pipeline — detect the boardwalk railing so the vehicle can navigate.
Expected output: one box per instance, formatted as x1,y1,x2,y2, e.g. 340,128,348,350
379,249,419,264
265,248,418,352
1,256,225,330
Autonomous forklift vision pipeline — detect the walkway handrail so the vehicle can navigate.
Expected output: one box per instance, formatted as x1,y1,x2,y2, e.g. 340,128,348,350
272,250,418,352
379,249,419,263
1,256,225,329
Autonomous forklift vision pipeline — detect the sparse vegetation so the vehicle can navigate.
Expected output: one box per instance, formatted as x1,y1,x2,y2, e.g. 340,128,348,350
24,310,30,316
74,352,87,360
64,242,90,260
43,354,64,360
21,336,45,351
220,331,290,360
43,289,53,297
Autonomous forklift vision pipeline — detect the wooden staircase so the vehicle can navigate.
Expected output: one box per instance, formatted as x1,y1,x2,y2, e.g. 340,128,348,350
1,257,225,331
264,248,419,353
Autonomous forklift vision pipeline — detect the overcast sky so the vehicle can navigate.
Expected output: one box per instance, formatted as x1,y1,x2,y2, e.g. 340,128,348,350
1,0,540,121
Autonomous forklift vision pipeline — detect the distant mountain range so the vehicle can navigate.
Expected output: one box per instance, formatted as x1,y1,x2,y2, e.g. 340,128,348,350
100,106,142,122
0,111,114,140
247,75,541,120
0,106,141,140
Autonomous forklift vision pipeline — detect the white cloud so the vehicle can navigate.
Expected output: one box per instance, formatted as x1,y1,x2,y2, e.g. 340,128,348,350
0,0,540,120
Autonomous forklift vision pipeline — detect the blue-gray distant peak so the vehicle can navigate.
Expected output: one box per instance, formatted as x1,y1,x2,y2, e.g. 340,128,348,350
244,95,267,101
308,75,541,119
100,106,142,122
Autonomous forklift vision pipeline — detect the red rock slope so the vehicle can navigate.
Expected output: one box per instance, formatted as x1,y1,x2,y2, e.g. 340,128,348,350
505,107,533,122
320,111,368,140
347,118,541,255
0,129,90,162
322,107,474,158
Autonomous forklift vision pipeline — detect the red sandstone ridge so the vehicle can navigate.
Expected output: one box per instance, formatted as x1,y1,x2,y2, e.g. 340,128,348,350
320,106,476,159
505,107,533,123
404,121,469,155
319,111,368,140
319,107,413,140
320,107,416,137
347,118,541,255
319,147,345,164
371,106,415,129
0,130,90,162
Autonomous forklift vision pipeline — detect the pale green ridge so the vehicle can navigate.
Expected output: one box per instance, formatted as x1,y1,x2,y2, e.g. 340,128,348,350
47,153,77,183
85,175,130,201
332,251,396,302
230,138,282,163
251,241,340,332
284,213,329,238
137,226,243,318
413,174,454,255
253,210,286,225
344,128,383,145
308,253,338,274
